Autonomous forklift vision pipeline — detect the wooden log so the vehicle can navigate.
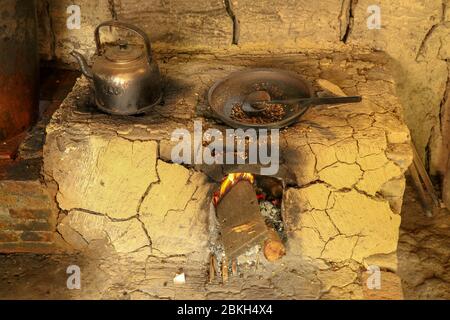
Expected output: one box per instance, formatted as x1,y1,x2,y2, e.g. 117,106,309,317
316,79,347,97
441,88,450,209
216,179,286,263
411,142,440,209
443,159,450,209
231,259,238,276
209,254,217,283
216,180,268,259
221,256,228,283
409,163,432,216
263,228,286,262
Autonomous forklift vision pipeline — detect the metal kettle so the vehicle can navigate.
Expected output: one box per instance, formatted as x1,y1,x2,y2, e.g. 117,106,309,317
71,21,162,115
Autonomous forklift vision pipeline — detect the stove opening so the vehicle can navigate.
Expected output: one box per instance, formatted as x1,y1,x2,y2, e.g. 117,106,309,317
210,172,286,281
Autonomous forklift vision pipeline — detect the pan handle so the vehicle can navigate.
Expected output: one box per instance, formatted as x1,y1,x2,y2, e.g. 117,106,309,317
268,96,362,105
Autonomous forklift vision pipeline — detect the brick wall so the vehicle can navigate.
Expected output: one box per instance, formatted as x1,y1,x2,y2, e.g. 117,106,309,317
0,180,58,253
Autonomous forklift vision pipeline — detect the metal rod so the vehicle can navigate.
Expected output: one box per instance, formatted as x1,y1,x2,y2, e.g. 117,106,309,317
258,96,362,105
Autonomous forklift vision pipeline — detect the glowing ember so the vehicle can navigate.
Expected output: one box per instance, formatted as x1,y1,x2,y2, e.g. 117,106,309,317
213,173,255,206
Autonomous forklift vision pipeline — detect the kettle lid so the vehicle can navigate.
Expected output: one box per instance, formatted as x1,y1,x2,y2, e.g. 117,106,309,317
103,40,144,62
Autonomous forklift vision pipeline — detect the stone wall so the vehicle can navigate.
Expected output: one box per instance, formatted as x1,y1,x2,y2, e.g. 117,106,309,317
36,0,449,185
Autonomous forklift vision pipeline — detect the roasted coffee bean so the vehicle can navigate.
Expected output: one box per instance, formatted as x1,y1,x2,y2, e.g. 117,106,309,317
230,103,286,124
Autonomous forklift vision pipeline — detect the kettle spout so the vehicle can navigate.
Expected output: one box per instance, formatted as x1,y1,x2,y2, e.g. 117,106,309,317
70,51,93,79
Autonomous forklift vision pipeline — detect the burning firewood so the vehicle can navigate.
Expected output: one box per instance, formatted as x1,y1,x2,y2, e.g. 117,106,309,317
214,173,286,271
263,228,286,262
216,180,269,259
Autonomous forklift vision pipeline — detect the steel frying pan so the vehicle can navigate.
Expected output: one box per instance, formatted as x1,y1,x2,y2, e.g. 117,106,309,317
207,68,361,129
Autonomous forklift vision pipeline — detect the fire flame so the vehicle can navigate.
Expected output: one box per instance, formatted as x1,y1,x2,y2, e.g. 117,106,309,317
213,173,255,206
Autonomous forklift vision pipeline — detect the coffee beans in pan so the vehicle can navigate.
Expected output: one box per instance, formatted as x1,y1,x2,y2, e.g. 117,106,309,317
230,102,286,124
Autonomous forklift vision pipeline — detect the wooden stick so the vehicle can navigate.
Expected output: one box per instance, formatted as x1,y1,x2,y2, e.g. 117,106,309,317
443,159,450,209
411,142,440,208
221,257,229,284
409,164,432,216
231,259,238,276
209,254,217,283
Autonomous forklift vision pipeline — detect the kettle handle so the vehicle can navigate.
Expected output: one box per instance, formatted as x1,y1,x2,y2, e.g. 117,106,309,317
94,20,152,62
